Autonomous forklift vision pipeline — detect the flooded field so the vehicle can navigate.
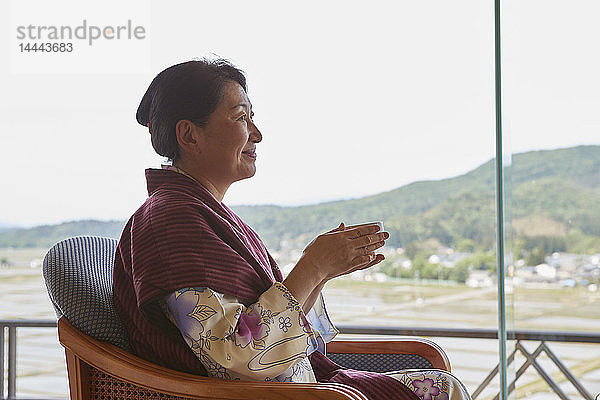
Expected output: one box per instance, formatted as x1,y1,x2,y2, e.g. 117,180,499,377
324,279,600,400
1,248,599,399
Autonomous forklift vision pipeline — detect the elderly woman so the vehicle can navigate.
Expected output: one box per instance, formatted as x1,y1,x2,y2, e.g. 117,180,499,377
113,59,471,400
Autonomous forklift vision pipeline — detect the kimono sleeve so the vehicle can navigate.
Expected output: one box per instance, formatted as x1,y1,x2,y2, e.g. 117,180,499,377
164,282,320,381
306,292,339,346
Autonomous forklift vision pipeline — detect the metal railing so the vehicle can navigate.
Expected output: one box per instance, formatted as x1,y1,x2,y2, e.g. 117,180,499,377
1,320,58,400
2,320,600,400
340,325,600,400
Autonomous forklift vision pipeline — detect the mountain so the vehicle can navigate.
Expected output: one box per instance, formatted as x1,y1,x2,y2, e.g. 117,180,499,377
0,222,21,233
0,220,126,249
1,146,599,253
233,145,600,253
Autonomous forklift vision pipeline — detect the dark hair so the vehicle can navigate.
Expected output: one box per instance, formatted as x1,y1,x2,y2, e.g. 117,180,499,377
136,58,247,161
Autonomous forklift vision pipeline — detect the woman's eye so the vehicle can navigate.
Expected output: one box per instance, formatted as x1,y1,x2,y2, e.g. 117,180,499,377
238,114,247,122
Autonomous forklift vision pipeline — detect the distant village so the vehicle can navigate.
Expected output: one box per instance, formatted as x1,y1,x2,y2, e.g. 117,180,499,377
2,244,599,292
272,244,600,291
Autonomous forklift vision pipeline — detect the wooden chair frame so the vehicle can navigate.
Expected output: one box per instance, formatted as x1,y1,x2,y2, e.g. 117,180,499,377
59,317,450,400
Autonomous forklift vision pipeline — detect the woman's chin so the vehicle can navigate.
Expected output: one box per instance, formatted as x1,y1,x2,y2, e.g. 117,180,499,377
233,168,257,182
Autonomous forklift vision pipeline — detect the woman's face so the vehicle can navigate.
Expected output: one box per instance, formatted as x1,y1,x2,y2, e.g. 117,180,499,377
194,81,262,186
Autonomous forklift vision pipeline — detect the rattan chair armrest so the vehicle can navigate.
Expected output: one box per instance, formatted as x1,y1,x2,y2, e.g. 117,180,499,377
327,338,451,371
58,317,367,400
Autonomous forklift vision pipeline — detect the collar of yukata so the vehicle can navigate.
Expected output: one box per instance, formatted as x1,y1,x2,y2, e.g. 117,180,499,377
160,165,254,256
160,164,221,203
161,164,194,179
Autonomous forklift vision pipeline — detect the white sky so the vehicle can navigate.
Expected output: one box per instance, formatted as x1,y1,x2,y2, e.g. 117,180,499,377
1,0,599,227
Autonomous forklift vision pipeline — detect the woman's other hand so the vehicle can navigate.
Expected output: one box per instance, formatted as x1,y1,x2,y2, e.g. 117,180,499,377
298,222,389,282
282,222,388,312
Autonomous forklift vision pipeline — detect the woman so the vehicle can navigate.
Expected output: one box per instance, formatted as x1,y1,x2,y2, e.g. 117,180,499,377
113,58,471,400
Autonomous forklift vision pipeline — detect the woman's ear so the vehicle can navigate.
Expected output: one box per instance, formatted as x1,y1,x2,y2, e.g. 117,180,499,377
175,120,202,155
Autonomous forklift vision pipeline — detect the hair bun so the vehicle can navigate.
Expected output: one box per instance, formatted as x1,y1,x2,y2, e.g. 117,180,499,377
136,58,247,161
137,74,163,127
136,89,152,127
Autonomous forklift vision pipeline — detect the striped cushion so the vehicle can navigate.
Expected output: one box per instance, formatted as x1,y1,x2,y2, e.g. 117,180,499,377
328,353,433,372
43,236,131,351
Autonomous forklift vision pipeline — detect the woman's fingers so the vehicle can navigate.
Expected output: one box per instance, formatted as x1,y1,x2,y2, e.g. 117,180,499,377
326,222,345,233
305,224,389,280
346,230,388,265
362,241,385,254
343,224,381,239
354,242,384,257
350,253,384,270
328,254,384,280
353,232,389,249
351,254,375,267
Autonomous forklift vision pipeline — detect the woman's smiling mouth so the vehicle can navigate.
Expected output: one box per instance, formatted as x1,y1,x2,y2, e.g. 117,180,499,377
242,148,256,159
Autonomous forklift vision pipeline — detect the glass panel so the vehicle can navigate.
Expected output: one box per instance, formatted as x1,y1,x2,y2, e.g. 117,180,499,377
496,0,516,397
1,0,508,398
503,0,600,398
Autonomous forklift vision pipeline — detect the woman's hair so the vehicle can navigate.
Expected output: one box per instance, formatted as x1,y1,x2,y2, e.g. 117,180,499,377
136,58,247,161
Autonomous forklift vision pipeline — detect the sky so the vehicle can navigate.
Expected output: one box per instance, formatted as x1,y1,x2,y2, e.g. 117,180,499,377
1,0,599,227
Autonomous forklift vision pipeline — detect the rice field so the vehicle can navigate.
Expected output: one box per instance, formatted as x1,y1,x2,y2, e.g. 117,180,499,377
1,247,599,399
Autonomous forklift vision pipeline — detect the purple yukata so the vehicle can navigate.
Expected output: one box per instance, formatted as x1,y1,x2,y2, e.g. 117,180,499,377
113,168,470,400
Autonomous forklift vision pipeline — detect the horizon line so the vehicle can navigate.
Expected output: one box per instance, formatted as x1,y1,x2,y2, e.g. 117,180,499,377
3,143,599,229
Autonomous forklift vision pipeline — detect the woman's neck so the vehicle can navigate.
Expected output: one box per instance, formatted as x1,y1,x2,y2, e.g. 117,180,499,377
170,162,228,203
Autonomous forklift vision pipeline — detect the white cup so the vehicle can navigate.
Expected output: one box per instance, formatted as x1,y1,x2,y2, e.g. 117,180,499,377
347,221,384,232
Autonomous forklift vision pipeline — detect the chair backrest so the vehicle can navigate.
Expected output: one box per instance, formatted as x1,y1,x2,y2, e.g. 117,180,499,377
43,236,131,352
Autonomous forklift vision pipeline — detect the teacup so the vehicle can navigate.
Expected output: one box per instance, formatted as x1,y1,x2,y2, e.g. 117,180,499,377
346,221,384,232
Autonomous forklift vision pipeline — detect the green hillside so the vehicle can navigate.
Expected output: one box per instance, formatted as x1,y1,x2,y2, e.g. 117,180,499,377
0,220,127,249
234,145,600,253
1,145,599,254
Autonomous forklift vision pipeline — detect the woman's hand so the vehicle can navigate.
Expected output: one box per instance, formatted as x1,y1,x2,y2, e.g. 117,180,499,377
282,222,388,312
299,222,389,282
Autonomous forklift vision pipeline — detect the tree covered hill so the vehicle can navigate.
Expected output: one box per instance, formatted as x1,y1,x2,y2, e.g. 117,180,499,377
0,220,127,249
1,145,599,253
234,145,600,253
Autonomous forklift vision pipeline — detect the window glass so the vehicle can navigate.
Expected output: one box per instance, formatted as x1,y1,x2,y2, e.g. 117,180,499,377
503,0,600,398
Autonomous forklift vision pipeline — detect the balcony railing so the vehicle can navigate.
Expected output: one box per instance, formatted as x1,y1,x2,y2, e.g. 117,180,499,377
2,320,599,400
340,325,600,400
1,320,58,400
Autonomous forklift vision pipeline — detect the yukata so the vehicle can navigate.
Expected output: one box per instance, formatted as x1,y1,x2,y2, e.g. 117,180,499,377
113,167,470,400
163,280,471,400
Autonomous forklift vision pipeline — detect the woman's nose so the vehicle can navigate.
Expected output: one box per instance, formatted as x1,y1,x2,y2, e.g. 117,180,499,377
249,121,262,143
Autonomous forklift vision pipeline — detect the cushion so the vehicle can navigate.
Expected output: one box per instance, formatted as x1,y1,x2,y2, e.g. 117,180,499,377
327,353,433,372
42,236,131,351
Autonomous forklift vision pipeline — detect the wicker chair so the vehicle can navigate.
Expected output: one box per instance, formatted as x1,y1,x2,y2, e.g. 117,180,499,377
43,236,450,400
